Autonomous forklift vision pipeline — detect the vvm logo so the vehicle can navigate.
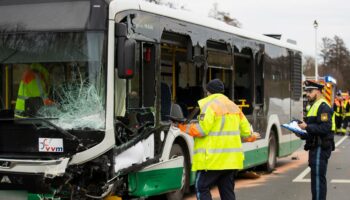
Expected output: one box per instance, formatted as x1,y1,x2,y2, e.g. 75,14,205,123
39,138,64,152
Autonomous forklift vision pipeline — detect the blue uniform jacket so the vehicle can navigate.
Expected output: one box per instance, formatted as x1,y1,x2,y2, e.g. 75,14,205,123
305,102,332,137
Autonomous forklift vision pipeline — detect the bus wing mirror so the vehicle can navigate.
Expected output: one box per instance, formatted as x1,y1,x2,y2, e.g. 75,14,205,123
116,23,136,79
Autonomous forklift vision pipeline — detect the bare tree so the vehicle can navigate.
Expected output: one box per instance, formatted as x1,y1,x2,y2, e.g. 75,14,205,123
319,37,332,66
303,55,315,76
319,35,350,90
328,35,350,71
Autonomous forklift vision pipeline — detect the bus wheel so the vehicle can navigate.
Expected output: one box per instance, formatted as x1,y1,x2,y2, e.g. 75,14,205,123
166,143,190,200
265,131,277,173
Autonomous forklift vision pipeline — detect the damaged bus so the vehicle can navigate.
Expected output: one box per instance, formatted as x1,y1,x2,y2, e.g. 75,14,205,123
0,0,303,199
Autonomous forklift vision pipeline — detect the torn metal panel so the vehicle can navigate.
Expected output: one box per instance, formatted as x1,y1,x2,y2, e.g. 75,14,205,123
114,134,154,172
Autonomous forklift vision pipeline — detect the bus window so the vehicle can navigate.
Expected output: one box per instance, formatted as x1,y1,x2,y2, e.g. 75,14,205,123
234,50,254,115
127,42,141,109
142,43,156,107
207,68,233,98
160,32,197,118
255,51,264,105
206,40,233,98
177,62,203,117
126,42,156,109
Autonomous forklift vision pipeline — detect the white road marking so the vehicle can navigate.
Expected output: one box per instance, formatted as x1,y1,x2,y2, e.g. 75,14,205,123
331,179,350,183
293,135,348,183
293,167,311,182
335,135,348,147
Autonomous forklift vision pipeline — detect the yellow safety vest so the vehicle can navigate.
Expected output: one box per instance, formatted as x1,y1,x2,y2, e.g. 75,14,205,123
344,100,350,117
334,100,342,116
331,113,335,132
306,98,334,131
191,93,251,171
15,70,48,115
307,98,329,117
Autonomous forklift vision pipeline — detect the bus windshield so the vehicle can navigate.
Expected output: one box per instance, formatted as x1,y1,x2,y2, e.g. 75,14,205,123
0,31,107,130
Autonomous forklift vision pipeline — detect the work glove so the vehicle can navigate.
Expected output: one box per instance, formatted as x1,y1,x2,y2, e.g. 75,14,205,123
177,123,187,133
243,132,260,142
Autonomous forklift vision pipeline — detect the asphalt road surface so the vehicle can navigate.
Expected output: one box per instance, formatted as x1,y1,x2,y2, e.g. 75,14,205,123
184,135,350,200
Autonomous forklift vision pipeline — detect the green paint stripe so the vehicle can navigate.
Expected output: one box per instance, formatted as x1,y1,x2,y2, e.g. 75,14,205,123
279,139,303,157
128,167,183,197
243,146,268,168
243,139,302,168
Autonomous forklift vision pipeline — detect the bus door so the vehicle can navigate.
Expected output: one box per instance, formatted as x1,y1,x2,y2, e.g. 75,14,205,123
253,48,266,137
160,32,199,119
124,42,156,110
234,48,254,128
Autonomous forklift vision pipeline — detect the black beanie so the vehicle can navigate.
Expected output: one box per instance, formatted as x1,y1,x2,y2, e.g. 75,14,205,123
206,79,224,94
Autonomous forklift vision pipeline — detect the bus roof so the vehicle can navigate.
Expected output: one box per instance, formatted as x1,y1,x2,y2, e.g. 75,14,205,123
109,0,302,52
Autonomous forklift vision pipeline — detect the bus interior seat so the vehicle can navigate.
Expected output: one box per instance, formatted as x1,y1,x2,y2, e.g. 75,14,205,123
161,82,172,121
170,103,184,119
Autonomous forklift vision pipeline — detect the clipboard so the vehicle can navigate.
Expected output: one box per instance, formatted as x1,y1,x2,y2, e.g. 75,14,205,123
281,121,307,138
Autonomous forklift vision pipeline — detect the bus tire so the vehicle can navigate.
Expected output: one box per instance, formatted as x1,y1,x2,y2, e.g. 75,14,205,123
265,131,277,173
166,143,190,200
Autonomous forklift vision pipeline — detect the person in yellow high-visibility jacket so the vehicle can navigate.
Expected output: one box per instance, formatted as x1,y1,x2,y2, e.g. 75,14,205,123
15,63,53,117
341,94,350,135
333,92,343,135
178,79,259,200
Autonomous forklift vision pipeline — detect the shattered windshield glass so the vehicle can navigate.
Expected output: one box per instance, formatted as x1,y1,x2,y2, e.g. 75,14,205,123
0,31,107,130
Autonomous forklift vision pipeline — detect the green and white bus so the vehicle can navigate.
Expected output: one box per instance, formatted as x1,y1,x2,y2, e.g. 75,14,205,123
0,0,303,199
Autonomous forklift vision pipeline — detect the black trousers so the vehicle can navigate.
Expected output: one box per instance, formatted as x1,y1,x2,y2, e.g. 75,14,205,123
195,170,235,200
309,146,332,200
335,115,342,133
342,116,350,131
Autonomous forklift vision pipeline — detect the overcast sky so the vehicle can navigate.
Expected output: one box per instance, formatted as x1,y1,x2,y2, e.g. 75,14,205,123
160,0,349,57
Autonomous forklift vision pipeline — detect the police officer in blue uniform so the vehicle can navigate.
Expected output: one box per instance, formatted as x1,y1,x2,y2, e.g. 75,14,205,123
298,80,335,200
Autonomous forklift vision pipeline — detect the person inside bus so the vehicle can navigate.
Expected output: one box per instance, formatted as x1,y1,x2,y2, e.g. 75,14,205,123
15,63,53,117
298,80,334,200
177,78,260,200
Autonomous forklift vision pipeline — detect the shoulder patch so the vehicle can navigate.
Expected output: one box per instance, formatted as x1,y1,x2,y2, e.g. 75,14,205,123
321,113,328,122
